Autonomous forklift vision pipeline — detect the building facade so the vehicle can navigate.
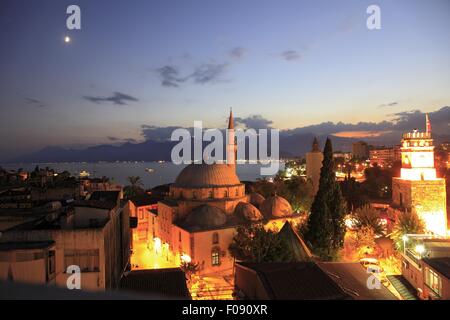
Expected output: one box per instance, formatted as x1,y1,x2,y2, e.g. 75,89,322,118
392,115,447,236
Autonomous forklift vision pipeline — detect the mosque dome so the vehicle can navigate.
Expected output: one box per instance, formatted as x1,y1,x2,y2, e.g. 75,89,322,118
235,202,263,222
184,204,227,229
260,195,293,219
174,164,241,188
249,192,265,208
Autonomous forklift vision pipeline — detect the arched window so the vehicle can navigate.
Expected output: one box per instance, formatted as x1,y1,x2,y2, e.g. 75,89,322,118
208,190,213,199
224,190,228,198
192,191,197,199
212,232,219,244
235,188,239,196
211,249,220,266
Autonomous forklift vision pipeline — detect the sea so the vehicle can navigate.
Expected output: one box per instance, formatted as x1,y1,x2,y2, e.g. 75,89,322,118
0,162,285,189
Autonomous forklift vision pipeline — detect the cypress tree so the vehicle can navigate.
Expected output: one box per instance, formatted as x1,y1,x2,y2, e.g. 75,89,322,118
305,138,346,260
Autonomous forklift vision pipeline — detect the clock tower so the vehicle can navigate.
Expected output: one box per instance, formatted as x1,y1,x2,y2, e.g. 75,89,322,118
392,114,447,236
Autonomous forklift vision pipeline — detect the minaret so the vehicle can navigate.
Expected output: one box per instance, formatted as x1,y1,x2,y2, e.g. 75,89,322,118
426,113,432,134
306,137,323,196
226,108,237,170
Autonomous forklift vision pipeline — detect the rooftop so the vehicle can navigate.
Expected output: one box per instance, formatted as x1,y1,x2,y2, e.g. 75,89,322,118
318,262,397,300
237,262,350,300
173,163,241,188
0,240,55,251
423,257,450,279
119,268,191,299
130,194,158,207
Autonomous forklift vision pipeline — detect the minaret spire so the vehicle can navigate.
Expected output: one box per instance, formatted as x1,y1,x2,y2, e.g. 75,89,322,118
426,113,431,134
226,108,237,170
228,107,234,130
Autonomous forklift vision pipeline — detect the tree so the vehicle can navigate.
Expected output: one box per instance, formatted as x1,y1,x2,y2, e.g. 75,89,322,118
340,177,369,211
304,138,347,261
345,226,377,260
229,224,293,263
391,210,426,252
352,204,384,235
123,176,145,199
180,261,199,282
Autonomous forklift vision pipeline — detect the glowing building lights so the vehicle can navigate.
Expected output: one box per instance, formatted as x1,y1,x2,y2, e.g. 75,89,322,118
392,114,447,236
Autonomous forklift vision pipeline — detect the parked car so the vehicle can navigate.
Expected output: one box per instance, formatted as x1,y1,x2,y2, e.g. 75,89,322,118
359,258,379,268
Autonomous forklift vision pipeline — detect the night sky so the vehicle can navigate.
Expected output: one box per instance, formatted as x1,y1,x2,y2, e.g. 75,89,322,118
0,0,449,158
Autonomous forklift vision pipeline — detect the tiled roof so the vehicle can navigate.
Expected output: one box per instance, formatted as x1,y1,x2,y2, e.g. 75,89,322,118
130,194,158,207
423,257,450,279
174,164,241,188
120,268,191,299
0,241,55,251
237,262,351,300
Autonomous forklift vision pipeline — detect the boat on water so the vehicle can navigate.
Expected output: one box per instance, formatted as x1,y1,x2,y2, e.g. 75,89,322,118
79,170,90,177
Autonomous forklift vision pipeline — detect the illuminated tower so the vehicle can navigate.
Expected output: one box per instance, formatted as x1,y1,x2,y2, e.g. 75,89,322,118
392,114,447,236
226,108,237,171
306,137,323,195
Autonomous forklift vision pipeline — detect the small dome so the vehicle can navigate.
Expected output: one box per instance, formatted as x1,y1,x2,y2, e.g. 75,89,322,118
249,192,265,208
260,195,293,219
174,164,241,188
235,202,263,222
184,204,227,229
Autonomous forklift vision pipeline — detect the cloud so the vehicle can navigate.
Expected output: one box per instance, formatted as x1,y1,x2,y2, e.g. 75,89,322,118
229,47,246,59
156,65,188,88
155,63,228,87
107,136,138,143
391,107,450,133
281,106,449,137
139,107,449,143
25,97,46,108
281,50,302,61
190,63,228,84
234,115,274,130
83,92,139,105
141,125,186,141
378,101,399,108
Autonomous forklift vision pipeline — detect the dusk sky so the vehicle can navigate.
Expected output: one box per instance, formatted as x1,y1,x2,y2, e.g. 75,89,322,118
0,0,449,158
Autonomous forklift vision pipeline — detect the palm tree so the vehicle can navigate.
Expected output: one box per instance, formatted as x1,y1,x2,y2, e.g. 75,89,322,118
124,176,144,199
391,210,425,252
351,204,384,235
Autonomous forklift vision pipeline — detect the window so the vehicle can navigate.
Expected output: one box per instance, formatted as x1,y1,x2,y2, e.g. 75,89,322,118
192,191,197,199
208,190,213,199
235,189,239,196
179,231,182,242
212,232,219,245
212,251,220,266
47,250,56,280
64,249,100,272
425,267,442,296
224,190,228,198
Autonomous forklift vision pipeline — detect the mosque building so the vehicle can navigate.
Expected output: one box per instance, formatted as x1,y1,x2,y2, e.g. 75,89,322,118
154,110,301,275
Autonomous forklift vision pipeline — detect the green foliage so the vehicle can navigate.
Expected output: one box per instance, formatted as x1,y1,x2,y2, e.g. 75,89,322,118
180,261,199,279
229,224,293,263
340,177,369,211
123,176,145,199
351,204,385,235
305,138,347,261
391,210,426,252
251,176,314,213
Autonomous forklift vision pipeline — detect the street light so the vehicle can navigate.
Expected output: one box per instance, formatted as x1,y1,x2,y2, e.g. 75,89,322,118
402,235,408,254
415,244,425,257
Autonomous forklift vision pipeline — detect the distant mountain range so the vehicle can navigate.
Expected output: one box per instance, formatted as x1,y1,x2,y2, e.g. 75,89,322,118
6,133,449,163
